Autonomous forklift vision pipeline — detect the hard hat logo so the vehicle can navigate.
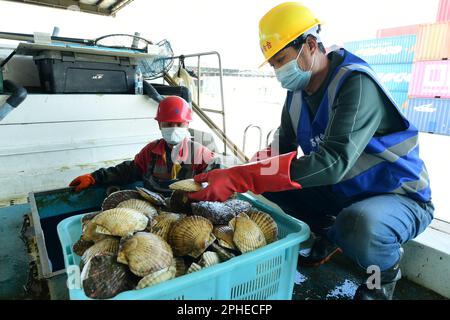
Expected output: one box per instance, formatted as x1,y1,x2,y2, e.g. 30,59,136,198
262,41,272,52
258,2,321,67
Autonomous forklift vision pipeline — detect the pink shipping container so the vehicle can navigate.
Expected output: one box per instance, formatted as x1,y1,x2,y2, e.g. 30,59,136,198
409,61,450,98
376,25,419,38
414,22,450,61
437,0,450,22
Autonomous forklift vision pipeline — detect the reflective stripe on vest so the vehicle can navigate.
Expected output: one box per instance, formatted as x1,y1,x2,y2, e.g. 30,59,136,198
286,49,431,202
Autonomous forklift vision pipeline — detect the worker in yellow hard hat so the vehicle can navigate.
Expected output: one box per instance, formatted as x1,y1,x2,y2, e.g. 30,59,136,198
188,2,434,300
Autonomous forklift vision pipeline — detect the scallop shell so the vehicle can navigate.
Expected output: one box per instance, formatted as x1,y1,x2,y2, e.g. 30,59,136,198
232,214,266,253
82,212,100,226
81,219,107,243
169,179,203,192
224,199,253,214
72,238,94,257
186,262,202,274
199,251,221,268
210,242,236,262
168,215,215,258
116,199,158,220
92,208,148,237
101,190,143,211
136,265,176,290
117,232,173,277
228,212,250,230
81,253,138,299
81,237,120,270
173,257,187,277
213,225,236,250
136,187,167,207
169,190,192,214
149,212,185,242
247,209,278,244
191,201,236,225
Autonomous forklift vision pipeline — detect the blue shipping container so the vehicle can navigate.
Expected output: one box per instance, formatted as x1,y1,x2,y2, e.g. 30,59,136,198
403,98,450,135
388,91,409,111
344,35,417,65
372,64,412,92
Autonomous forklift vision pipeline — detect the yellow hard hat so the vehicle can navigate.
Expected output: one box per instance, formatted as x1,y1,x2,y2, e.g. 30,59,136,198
259,2,321,67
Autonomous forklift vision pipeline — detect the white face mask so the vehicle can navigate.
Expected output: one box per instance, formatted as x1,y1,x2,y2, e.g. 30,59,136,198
161,127,191,145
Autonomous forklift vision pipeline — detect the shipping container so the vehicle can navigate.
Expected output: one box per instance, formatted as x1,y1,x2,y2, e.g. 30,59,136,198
403,98,450,135
408,61,450,98
343,35,416,65
414,22,450,61
390,91,409,111
371,64,413,92
437,0,450,22
376,25,419,38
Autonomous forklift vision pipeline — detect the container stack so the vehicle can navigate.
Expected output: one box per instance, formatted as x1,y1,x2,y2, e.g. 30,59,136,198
344,35,416,110
344,0,450,136
405,16,450,135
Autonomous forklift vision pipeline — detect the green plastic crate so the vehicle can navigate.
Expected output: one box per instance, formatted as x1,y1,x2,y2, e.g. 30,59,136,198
57,193,310,300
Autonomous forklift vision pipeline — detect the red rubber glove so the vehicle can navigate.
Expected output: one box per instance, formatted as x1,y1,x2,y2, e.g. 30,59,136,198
69,173,96,192
188,151,301,202
250,147,272,162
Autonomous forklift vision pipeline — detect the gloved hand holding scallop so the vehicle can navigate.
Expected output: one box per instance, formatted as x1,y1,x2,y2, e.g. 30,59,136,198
71,180,279,299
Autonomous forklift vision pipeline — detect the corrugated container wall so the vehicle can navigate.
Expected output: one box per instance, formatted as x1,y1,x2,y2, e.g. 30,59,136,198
414,22,450,61
436,0,450,22
390,92,409,110
376,25,419,38
403,98,450,135
408,61,450,98
343,35,416,65
371,64,412,92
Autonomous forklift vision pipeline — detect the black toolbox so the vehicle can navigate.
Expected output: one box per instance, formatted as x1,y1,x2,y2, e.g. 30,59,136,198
34,50,137,93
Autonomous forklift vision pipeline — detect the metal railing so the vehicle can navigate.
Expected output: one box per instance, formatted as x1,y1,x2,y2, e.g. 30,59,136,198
242,125,262,155
168,51,227,154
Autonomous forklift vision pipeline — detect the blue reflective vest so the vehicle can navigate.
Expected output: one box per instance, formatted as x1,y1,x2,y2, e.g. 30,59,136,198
286,49,431,202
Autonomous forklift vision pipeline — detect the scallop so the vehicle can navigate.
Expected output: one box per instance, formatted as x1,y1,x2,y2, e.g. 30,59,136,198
81,219,107,243
149,212,185,241
199,251,221,268
232,213,266,253
168,215,215,258
191,201,236,225
136,187,167,207
117,232,173,277
173,257,187,277
136,265,176,290
101,190,143,211
116,199,158,220
186,262,202,274
228,212,250,230
92,208,148,237
72,238,94,257
169,179,203,192
81,253,138,299
81,237,120,270
213,225,236,250
224,199,253,214
210,242,236,262
169,190,192,214
247,209,278,244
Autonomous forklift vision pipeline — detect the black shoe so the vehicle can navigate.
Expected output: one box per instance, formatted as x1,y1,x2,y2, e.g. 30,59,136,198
298,235,342,267
354,248,404,300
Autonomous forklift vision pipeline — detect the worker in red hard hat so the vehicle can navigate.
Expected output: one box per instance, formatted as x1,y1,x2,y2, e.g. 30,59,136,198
69,96,219,196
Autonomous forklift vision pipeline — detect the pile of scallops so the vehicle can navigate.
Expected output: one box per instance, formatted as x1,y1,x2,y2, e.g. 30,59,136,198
72,179,278,299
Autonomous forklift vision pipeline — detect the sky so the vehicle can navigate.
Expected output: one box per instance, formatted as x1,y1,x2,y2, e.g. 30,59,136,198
0,0,440,69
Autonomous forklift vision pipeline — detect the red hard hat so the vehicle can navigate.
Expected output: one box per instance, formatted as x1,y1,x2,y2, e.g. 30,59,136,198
155,96,193,123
